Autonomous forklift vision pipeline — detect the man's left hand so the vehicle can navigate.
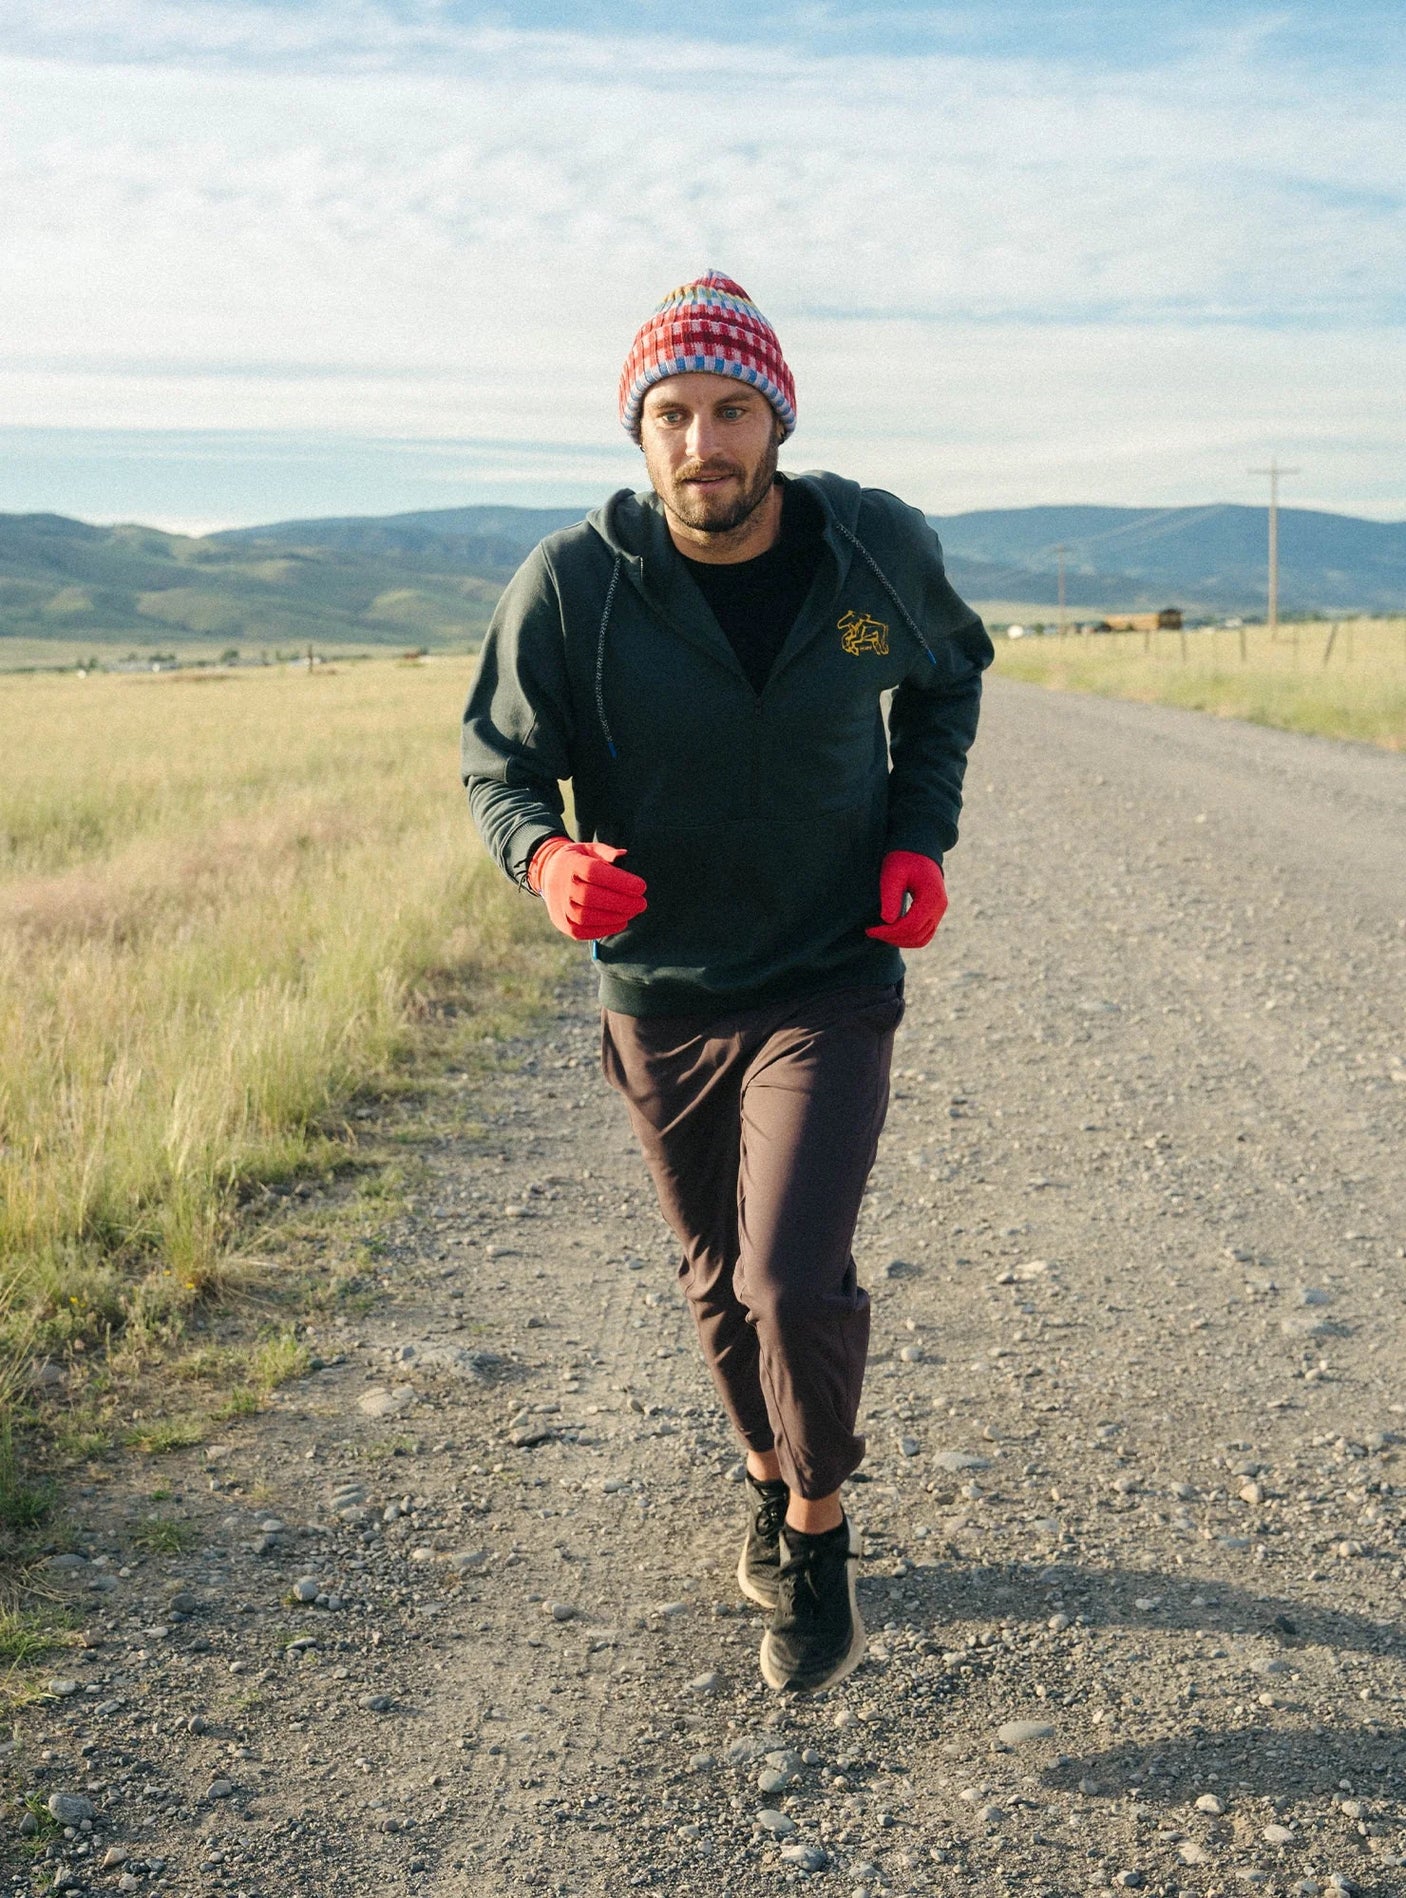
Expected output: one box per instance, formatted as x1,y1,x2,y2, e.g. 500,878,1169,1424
865,850,947,948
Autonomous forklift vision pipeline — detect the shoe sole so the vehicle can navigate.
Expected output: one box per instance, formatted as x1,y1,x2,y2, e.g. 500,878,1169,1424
737,1539,779,1611
757,1518,865,1695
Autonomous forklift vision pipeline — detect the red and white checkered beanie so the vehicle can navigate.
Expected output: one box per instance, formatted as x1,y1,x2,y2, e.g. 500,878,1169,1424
618,270,796,442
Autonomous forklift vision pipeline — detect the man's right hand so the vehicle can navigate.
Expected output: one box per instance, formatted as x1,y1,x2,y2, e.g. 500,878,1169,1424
527,837,648,941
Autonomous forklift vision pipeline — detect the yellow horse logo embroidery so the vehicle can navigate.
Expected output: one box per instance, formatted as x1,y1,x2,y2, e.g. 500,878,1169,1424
838,609,890,656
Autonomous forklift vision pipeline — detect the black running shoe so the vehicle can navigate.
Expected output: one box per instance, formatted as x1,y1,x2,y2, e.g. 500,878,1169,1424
759,1516,865,1694
737,1473,790,1610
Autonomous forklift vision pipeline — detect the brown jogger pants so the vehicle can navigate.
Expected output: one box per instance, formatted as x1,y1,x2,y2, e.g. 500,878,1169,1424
601,983,903,1500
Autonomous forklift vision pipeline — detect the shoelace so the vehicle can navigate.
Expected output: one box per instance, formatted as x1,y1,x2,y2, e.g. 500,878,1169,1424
754,1488,788,1545
777,1533,858,1614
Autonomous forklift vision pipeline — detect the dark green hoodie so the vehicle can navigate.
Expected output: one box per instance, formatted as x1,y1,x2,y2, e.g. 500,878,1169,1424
461,470,993,1016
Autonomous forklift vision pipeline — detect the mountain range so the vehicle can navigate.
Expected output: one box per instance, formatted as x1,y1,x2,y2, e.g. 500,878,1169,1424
1,498,1400,654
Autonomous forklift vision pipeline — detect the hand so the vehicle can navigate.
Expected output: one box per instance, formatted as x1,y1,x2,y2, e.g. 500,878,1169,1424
527,837,648,941
865,850,947,948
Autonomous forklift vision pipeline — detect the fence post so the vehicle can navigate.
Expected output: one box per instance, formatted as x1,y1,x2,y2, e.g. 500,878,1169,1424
1322,622,1338,667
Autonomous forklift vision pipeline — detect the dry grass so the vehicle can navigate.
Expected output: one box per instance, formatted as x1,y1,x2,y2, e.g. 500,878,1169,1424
0,658,562,1367
995,616,1406,751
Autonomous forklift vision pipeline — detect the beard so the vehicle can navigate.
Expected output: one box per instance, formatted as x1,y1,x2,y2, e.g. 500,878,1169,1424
663,433,780,537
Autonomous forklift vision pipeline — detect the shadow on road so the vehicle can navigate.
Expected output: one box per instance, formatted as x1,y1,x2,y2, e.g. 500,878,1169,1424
864,1558,1403,1655
1040,1721,1402,1807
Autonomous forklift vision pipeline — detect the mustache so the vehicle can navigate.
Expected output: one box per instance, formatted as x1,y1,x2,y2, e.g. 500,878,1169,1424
677,461,742,482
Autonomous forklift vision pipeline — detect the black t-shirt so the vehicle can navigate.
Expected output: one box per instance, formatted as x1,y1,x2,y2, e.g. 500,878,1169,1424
678,481,823,695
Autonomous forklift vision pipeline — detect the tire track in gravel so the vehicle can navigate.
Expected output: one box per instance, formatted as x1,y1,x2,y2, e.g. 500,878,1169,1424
18,680,1406,1898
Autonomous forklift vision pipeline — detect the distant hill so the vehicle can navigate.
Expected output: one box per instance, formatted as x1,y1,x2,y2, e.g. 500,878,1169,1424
0,510,510,652
1,498,1400,655
931,503,1406,615
212,506,587,584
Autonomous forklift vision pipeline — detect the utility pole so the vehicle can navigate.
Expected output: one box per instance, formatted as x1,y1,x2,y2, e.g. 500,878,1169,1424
1249,458,1299,642
1057,545,1067,639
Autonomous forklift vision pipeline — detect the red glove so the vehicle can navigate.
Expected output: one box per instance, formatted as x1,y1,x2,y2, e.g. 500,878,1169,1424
865,850,947,948
527,837,648,942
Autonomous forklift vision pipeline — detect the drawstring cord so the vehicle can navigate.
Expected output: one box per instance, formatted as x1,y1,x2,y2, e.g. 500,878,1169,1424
595,555,622,759
832,520,939,668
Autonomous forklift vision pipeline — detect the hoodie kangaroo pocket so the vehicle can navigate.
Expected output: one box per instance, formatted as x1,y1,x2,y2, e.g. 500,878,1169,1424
596,804,884,986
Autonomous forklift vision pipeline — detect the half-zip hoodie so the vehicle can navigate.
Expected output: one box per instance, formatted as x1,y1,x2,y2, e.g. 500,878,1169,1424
461,471,994,1016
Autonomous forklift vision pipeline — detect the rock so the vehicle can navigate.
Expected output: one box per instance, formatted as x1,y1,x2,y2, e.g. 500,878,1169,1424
358,1387,415,1418
725,1735,773,1765
509,1424,557,1449
1178,1841,1211,1865
1113,1875,1145,1891
51,1869,79,1893
47,1678,80,1698
102,1847,129,1868
602,1476,630,1493
205,1777,234,1800
168,1590,198,1614
780,1842,828,1871
933,1450,991,1472
899,1436,920,1457
47,1794,95,1825
756,1809,797,1838
997,1719,1055,1744
542,1601,576,1622
360,1693,392,1713
688,1670,720,1694
898,1345,924,1363
18,1812,37,1837
688,1752,717,1773
292,1577,320,1603
977,1804,1006,1823
1195,1793,1225,1815
1263,1823,1296,1845
1048,1612,1071,1632
118,1878,141,1895
47,1552,87,1571
1240,1481,1265,1504
450,1551,488,1573
758,1768,789,1793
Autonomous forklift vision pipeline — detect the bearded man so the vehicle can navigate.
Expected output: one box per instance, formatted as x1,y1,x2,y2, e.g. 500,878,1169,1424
462,271,992,1693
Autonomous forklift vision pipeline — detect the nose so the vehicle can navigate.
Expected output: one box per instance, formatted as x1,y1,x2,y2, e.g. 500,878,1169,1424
684,410,722,463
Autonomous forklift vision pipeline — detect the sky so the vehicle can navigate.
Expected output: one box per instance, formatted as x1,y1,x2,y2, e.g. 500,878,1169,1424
2,0,1403,531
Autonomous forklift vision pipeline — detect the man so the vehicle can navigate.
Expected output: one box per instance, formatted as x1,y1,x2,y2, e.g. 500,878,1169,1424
462,270,992,1693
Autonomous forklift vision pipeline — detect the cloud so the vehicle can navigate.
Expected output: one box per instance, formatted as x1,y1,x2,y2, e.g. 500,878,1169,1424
2,5,1402,515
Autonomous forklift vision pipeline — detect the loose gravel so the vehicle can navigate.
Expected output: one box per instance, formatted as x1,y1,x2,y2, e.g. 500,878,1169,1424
7,680,1405,1897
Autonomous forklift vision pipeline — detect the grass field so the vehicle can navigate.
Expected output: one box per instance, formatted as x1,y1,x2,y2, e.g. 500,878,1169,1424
995,615,1406,750
0,657,562,1376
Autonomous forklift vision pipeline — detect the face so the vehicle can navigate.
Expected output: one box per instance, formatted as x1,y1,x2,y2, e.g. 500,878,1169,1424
639,373,783,538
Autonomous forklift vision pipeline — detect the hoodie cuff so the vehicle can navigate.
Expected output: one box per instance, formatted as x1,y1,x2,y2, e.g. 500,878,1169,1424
510,820,572,893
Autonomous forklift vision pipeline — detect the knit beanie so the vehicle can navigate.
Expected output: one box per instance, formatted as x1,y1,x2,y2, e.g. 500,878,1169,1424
618,271,796,442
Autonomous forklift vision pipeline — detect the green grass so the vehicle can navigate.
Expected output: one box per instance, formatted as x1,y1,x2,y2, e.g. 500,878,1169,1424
123,1419,207,1456
995,616,1406,750
0,1611,66,1665
0,1426,51,1530
130,1515,199,1554
0,659,566,1382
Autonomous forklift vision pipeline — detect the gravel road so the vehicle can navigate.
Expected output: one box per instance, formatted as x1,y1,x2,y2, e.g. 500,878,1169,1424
13,679,1406,1898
